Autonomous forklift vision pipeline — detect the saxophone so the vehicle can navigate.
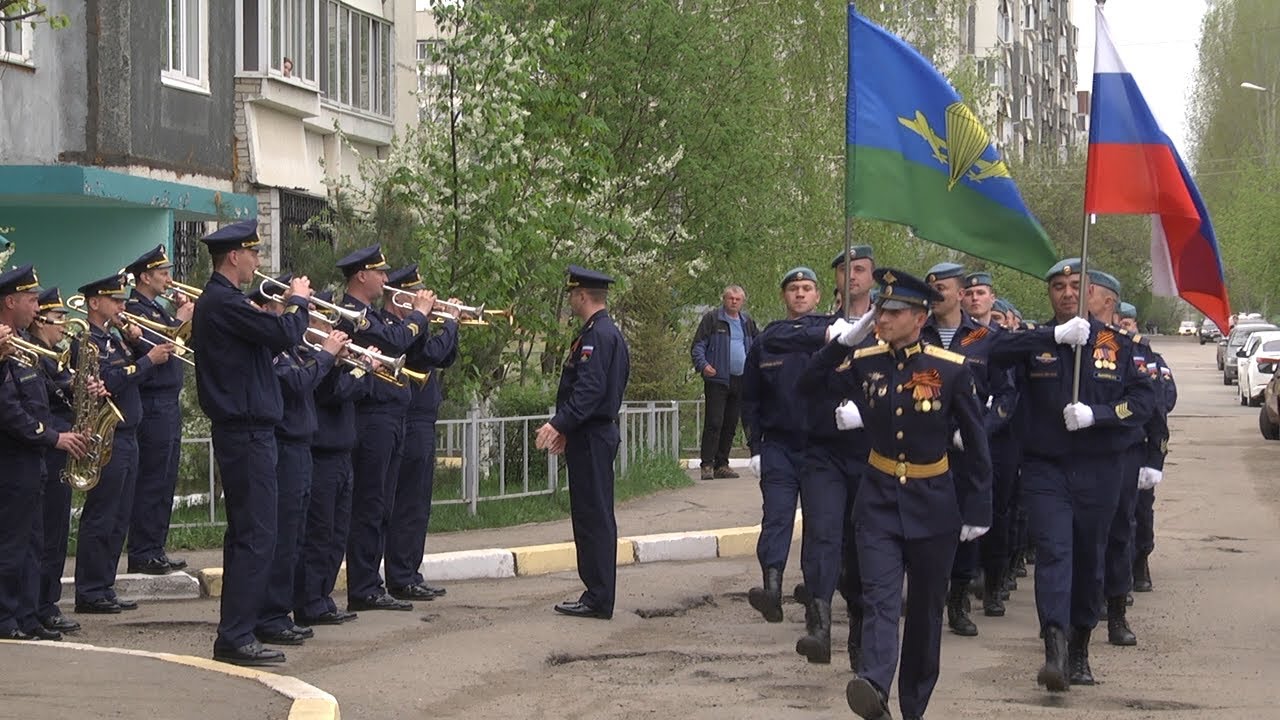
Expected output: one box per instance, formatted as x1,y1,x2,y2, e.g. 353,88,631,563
61,336,124,492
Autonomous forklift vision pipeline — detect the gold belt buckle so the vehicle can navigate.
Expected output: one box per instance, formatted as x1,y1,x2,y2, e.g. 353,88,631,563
895,461,908,480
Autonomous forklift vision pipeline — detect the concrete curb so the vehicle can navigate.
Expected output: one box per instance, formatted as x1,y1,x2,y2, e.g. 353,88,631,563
58,571,201,606
0,639,340,720
631,531,720,563
421,548,516,580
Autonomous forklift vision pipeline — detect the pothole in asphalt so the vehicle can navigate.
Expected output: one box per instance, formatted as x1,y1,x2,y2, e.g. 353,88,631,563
634,594,716,618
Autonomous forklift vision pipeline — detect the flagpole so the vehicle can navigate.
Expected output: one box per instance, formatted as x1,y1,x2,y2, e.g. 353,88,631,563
1072,0,1107,403
843,2,855,319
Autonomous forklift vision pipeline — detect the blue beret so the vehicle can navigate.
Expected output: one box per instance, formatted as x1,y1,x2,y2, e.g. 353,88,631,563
992,298,1011,314
874,268,943,310
0,264,43,296
336,245,391,277
831,245,875,269
925,262,966,283
37,286,65,312
126,244,174,277
1044,257,1083,281
201,219,262,254
1087,269,1122,296
1118,302,1137,319
78,272,130,300
965,271,994,288
780,266,818,288
385,263,425,290
565,264,616,291
249,272,292,306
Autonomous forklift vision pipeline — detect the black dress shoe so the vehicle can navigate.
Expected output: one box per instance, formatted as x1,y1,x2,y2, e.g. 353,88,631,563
348,594,412,611
553,600,612,620
161,555,188,571
111,598,139,611
75,598,122,614
289,625,315,639
3,628,37,640
256,628,307,646
421,583,446,597
213,641,286,667
41,615,81,633
337,610,359,622
845,676,893,720
295,610,346,626
128,557,175,575
25,626,62,641
389,584,438,601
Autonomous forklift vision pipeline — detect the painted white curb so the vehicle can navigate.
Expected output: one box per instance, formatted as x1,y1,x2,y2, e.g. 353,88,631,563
630,531,720,563
58,571,201,606
418,548,516,581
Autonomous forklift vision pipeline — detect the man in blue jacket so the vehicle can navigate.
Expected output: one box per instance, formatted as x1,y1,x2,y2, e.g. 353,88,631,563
690,286,758,480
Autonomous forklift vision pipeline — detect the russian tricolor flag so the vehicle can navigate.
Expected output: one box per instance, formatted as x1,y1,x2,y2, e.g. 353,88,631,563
1084,5,1231,331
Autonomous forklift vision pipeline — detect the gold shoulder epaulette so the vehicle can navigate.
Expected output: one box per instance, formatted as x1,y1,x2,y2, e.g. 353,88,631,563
853,344,890,360
924,345,966,364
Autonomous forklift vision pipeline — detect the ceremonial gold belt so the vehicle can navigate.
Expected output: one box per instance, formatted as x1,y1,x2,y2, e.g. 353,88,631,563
868,450,949,483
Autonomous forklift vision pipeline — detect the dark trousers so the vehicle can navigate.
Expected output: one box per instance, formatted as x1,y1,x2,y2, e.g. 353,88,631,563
257,438,312,634
386,415,437,588
1022,455,1122,631
127,395,182,565
700,376,742,468
346,412,405,601
0,452,43,633
757,439,804,572
981,436,1020,579
799,443,863,603
858,521,956,719
566,422,620,613
947,449,981,583
211,426,278,650
1135,488,1156,558
295,450,353,620
39,451,71,620
1104,445,1144,597
75,430,138,604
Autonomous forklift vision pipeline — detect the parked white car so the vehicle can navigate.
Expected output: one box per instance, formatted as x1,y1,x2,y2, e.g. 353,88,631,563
1237,331,1280,406
1178,320,1197,335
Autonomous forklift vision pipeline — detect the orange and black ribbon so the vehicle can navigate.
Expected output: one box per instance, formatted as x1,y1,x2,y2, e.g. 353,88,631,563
1092,330,1119,370
905,369,943,411
960,326,988,346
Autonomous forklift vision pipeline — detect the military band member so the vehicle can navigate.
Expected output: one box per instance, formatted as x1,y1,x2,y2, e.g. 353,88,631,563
0,267,90,640
335,245,435,612
192,219,311,666
74,272,174,616
807,269,991,720
383,264,460,601
535,266,630,620
123,245,191,575
990,258,1155,691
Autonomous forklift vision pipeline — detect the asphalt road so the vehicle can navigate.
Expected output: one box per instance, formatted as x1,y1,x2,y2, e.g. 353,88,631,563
58,336,1280,719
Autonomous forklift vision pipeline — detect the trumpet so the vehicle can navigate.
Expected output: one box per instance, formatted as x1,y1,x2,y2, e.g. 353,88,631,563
133,332,196,368
254,272,367,327
166,279,204,299
385,286,512,325
118,311,192,343
302,328,429,387
2,335,72,371
63,296,195,367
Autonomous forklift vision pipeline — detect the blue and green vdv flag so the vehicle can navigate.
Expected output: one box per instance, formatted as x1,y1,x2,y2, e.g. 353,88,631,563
846,6,1055,277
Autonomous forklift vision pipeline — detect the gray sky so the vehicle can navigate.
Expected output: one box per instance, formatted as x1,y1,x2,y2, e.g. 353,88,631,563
1073,0,1210,154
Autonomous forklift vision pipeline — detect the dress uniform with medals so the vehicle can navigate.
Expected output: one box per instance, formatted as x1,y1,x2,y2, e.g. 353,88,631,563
335,245,430,612
384,264,459,601
990,258,1156,691
191,219,310,666
0,266,69,640
548,266,630,620
73,272,162,615
294,290,373,627
1127,300,1175,594
806,269,991,720
741,267,823,624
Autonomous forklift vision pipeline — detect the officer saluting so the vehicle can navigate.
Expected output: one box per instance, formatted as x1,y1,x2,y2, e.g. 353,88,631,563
806,269,992,720
191,219,312,666
535,266,630,620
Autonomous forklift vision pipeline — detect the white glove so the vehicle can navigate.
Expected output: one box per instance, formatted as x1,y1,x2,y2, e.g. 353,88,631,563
1053,316,1091,346
1137,467,1163,491
952,429,964,450
749,455,761,477
835,401,864,430
826,317,854,343
1063,402,1095,431
960,525,990,543
836,309,877,347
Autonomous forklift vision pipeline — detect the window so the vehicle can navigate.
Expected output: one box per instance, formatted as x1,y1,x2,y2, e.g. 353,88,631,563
1,7,34,64
164,0,208,90
270,0,317,82
320,1,393,117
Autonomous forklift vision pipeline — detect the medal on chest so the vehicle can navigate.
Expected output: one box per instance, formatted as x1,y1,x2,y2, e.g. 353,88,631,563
1092,330,1119,371
905,369,943,412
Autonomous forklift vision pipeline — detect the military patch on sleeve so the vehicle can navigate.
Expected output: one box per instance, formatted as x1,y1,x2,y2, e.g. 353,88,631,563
407,323,421,336
580,345,594,362
1115,401,1132,420
125,365,137,376
923,345,966,364
1160,438,1168,455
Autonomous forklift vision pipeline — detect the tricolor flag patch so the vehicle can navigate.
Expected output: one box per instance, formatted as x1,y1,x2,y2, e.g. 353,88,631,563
580,345,594,362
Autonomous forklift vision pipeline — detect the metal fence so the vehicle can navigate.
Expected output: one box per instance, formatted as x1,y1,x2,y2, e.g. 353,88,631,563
168,402,684,527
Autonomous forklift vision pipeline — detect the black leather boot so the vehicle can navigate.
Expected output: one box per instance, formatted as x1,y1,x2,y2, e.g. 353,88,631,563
946,581,978,636
796,598,832,664
793,583,811,605
748,567,783,622
847,603,863,672
1068,626,1096,685
846,676,893,720
1107,596,1137,646
1133,554,1153,592
983,572,1006,617
1013,551,1028,578
1037,625,1070,692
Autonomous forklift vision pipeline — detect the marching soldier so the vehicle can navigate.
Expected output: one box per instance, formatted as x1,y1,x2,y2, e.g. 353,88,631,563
124,245,191,575
192,219,311,666
535,266,630,619
74,272,174,615
383,264,460,601
805,269,991,720
0,267,90,640
741,268,823,623
335,245,435,612
991,258,1155,691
